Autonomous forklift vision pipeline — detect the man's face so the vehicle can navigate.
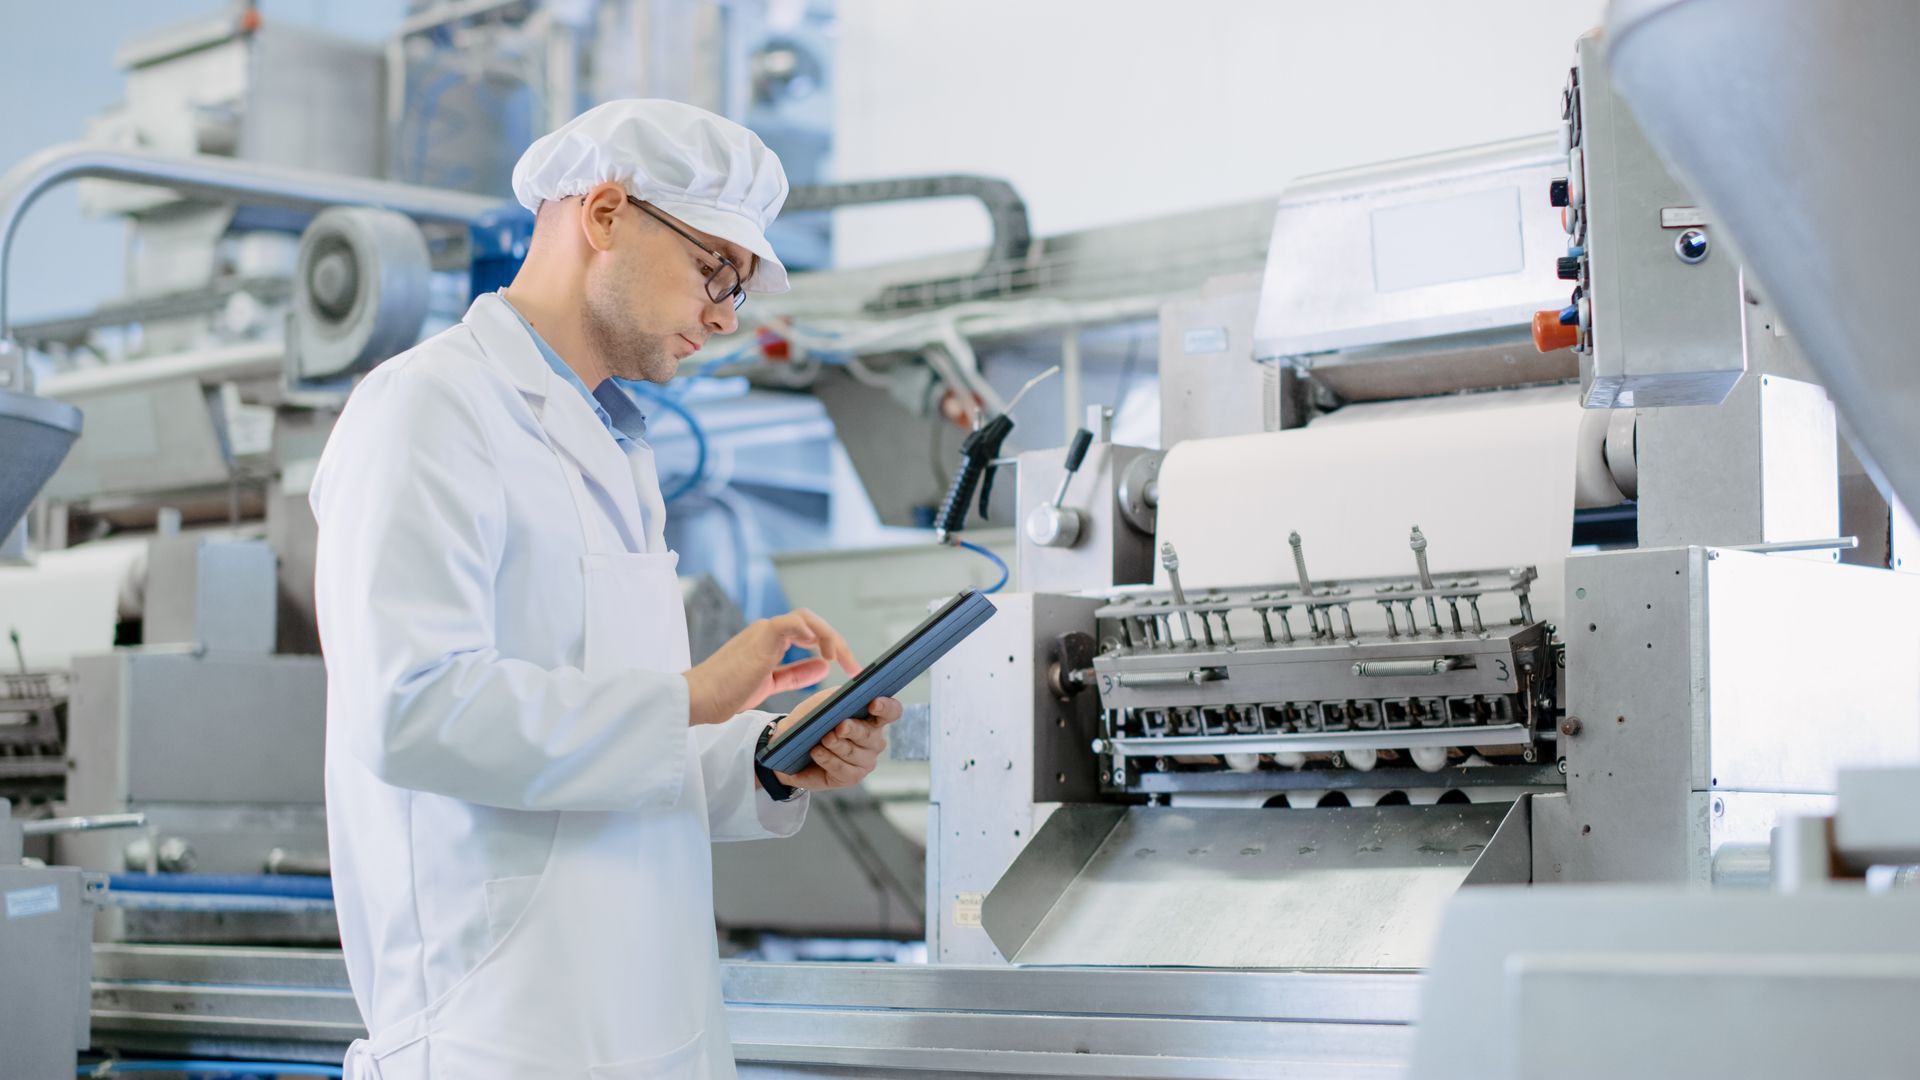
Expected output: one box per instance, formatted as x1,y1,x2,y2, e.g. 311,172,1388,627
581,201,753,384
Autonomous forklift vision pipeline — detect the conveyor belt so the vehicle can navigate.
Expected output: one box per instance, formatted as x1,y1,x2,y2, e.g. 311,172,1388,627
92,945,1419,1077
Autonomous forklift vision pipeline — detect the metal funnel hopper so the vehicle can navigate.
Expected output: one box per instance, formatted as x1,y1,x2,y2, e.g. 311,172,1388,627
0,389,82,539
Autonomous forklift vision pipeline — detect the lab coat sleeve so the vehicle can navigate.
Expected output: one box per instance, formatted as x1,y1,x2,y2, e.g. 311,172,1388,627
692,710,807,841
313,362,688,813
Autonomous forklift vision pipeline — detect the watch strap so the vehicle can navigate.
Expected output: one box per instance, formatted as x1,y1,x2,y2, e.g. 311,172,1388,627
754,717,800,802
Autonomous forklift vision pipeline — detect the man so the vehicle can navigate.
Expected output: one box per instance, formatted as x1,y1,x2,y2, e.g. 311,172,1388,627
311,99,897,1080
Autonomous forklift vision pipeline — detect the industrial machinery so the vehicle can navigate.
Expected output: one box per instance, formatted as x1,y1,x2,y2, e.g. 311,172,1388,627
0,3,1914,1076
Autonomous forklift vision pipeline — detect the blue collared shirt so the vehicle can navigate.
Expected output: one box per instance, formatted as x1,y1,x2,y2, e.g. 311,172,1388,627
497,292,648,449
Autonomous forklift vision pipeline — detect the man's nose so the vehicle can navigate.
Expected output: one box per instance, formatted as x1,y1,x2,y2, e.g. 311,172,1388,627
703,298,738,337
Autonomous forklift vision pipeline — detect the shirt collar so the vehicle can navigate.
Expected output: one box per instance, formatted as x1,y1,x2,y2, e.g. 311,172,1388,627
496,291,648,447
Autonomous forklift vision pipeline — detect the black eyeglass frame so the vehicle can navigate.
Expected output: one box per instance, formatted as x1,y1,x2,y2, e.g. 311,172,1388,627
624,196,749,310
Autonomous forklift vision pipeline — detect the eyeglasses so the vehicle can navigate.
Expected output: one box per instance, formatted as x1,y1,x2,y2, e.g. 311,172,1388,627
626,196,748,310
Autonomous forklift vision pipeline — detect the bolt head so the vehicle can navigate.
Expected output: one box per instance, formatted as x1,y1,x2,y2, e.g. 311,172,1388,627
1560,717,1583,737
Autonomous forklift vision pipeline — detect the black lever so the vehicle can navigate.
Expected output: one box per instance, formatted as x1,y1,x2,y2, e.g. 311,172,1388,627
935,413,1015,542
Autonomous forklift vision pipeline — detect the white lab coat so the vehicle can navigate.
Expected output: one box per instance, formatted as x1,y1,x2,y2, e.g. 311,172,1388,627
311,292,805,1080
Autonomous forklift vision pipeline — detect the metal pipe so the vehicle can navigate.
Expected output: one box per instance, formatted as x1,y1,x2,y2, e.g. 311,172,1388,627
20,811,146,836
0,142,501,339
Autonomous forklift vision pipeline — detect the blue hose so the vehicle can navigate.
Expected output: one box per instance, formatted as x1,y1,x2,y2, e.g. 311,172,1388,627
78,1062,342,1077
108,873,333,900
618,379,709,502
954,539,1009,593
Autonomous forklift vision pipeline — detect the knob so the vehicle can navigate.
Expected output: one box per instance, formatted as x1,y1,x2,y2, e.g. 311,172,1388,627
1674,229,1709,264
1549,177,1570,208
1025,428,1095,549
1532,309,1579,353
1556,255,1582,280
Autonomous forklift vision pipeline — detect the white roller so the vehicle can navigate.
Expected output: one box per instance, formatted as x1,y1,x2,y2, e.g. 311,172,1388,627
289,207,431,383
0,537,146,669
1152,385,1589,623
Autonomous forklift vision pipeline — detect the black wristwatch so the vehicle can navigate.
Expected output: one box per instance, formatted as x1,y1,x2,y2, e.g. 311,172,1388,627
754,717,801,803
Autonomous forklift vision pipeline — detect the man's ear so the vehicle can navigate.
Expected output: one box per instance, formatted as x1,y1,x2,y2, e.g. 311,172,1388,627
579,184,629,254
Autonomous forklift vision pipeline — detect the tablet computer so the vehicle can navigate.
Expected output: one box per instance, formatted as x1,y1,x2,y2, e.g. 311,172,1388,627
756,589,997,776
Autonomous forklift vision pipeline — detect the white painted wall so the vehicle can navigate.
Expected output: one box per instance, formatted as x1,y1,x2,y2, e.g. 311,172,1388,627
830,0,1604,266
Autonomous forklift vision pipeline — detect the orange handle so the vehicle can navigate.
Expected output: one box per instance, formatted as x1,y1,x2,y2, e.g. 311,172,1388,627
1532,309,1578,353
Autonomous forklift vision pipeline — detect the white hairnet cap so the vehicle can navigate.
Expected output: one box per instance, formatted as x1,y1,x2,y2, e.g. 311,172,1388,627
511,99,791,294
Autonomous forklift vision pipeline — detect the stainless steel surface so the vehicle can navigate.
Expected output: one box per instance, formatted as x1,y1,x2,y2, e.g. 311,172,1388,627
88,945,1421,1077
38,374,241,502
1572,31,1746,408
1558,546,1920,882
1109,724,1532,758
1157,276,1269,446
1603,0,1920,522
82,17,385,218
68,649,326,807
1834,767,1920,869
1412,888,1920,1079
0,142,498,338
1727,536,1856,555
143,536,280,654
1087,562,1554,792
0,386,82,538
1636,375,1838,553
928,593,1104,963
1014,442,1158,593
1303,326,1578,404
2,863,98,1079
1254,136,1570,362
985,803,1523,968
60,650,328,890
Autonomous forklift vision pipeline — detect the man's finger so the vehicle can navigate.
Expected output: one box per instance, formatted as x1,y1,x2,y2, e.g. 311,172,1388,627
835,719,888,753
820,731,879,770
864,696,903,724
774,764,829,790
769,657,829,693
809,744,862,784
793,608,861,676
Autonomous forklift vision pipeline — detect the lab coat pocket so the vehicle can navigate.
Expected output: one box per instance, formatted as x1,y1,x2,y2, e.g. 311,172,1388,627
482,874,543,947
581,551,692,678
587,1027,708,1080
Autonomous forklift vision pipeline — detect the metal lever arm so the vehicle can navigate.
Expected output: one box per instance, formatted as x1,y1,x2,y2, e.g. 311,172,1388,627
1026,427,1095,548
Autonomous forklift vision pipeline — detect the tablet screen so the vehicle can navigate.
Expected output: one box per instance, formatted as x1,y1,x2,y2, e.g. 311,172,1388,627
757,589,996,775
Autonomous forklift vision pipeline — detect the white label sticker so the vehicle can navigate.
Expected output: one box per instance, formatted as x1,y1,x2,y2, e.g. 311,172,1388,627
1660,206,1709,228
953,891,984,928
6,884,59,919
1182,327,1230,355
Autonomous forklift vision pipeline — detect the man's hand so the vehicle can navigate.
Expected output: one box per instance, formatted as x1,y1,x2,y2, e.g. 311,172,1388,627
768,685,901,792
683,609,860,727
